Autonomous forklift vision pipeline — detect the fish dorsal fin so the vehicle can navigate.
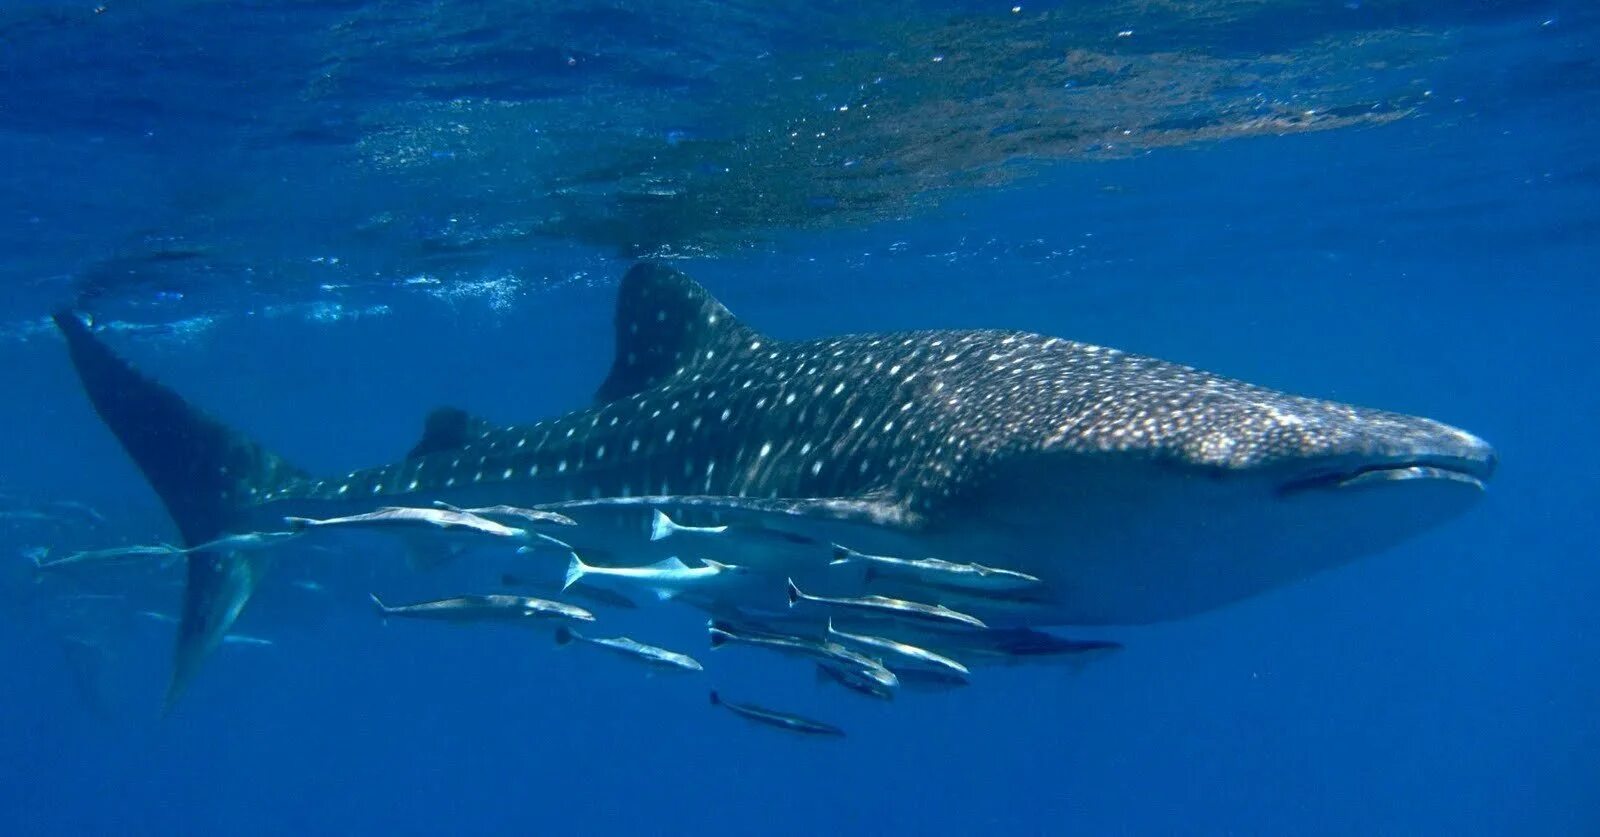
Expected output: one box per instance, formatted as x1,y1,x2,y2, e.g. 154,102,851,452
644,555,690,573
407,406,490,460
594,262,760,404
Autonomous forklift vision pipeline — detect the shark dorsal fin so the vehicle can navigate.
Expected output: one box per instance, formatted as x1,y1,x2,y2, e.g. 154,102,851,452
594,262,760,404
407,406,490,460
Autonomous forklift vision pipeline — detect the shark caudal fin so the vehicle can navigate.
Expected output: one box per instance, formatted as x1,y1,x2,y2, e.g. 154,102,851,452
52,311,305,710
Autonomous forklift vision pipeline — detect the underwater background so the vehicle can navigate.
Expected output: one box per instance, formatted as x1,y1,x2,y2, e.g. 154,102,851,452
1,1,1595,834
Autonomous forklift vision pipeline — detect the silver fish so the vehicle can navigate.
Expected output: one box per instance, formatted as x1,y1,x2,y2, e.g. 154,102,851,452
709,691,844,737
37,543,184,568
555,627,702,673
648,509,729,541
826,618,970,680
563,554,744,601
707,620,898,688
431,500,576,527
815,661,896,701
786,579,987,629
369,593,594,623
288,506,527,539
830,544,1040,591
187,530,302,553
221,634,275,647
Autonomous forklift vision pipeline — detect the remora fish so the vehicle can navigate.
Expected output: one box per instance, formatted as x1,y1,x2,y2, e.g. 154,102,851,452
369,593,594,623
649,509,728,541
707,620,897,688
830,544,1039,591
826,618,970,680
286,507,527,539
38,531,299,571
37,543,183,568
430,500,576,527
709,690,845,737
554,627,703,673
187,530,302,553
815,661,896,701
52,261,1494,705
787,579,987,629
563,554,743,600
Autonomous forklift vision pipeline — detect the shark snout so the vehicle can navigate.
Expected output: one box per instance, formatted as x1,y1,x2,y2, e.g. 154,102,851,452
1278,419,1496,495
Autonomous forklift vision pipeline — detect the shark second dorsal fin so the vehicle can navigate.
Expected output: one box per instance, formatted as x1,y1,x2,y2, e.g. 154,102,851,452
407,406,490,460
594,262,761,404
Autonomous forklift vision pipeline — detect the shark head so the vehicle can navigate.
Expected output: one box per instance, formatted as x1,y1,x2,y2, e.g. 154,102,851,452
943,342,1496,624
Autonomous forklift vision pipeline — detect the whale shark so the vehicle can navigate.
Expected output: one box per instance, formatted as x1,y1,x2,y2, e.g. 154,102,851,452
53,262,1494,705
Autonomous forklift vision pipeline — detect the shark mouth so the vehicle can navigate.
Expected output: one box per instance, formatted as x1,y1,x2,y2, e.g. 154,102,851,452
1279,454,1496,495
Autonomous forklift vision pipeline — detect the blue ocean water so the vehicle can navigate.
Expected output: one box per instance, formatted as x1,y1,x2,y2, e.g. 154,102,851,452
2,2,1595,834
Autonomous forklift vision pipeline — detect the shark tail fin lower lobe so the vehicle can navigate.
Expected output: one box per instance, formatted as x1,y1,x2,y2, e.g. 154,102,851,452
53,311,305,711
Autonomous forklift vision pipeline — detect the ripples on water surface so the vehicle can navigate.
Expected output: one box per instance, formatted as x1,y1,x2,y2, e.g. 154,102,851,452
1,0,1588,333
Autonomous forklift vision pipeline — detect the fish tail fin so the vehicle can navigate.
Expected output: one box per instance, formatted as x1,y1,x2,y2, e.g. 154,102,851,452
829,544,851,566
649,509,674,541
53,311,306,712
368,593,390,619
786,578,803,608
708,690,721,706
554,626,575,646
708,621,728,648
563,554,588,591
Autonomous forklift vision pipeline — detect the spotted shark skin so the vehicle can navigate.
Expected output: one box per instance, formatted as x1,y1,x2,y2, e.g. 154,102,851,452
271,268,1489,519
54,262,1495,703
